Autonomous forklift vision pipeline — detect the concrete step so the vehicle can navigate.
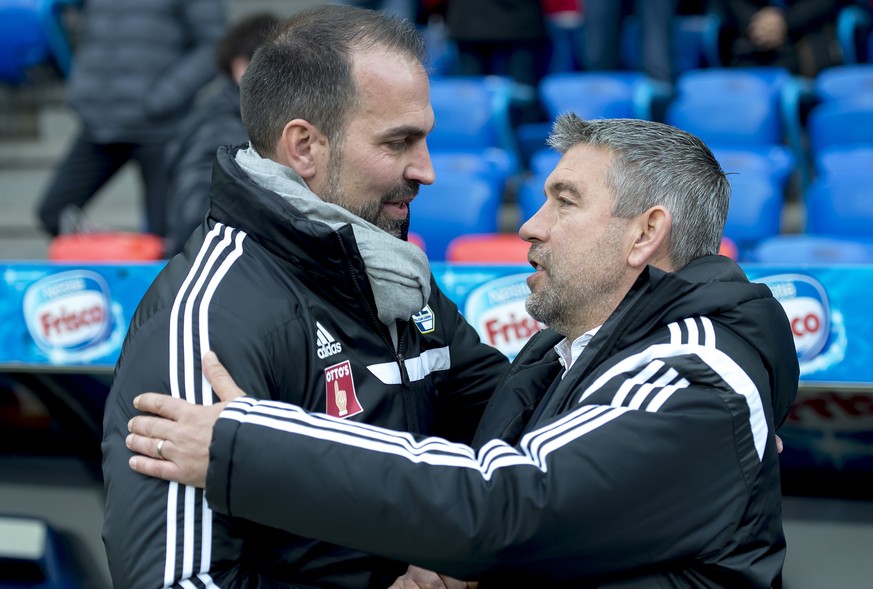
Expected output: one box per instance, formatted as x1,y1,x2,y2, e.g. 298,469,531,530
0,106,77,169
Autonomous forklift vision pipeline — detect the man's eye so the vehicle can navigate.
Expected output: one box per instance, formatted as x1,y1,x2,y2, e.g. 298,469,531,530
388,140,408,151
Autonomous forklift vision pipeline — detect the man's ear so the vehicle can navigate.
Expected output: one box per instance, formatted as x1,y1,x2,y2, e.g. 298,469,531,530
627,206,672,270
278,119,328,181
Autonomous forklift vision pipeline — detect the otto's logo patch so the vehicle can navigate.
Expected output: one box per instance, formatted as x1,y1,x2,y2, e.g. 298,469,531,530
464,274,544,360
316,321,342,359
758,274,830,362
412,305,435,334
324,360,363,419
23,270,112,353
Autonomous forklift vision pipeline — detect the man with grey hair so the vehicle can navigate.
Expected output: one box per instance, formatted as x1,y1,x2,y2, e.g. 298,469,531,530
127,114,799,587
101,5,509,588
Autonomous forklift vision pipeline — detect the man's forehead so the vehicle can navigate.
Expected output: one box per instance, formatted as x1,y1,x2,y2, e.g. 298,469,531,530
562,143,612,161
546,146,615,197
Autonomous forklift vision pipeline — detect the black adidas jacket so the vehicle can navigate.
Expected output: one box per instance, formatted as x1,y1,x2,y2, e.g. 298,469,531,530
101,144,509,588
201,256,799,588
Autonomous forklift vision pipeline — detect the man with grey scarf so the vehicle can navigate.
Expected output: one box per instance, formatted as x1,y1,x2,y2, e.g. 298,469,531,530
100,6,509,588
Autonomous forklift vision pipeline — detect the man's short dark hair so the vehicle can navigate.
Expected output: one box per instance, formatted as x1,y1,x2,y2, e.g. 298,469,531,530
240,5,427,158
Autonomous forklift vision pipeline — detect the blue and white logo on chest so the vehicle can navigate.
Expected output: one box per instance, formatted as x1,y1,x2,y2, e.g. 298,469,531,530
412,305,435,334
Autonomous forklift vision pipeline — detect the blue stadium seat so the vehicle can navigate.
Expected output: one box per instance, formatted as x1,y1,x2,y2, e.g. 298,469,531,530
778,64,873,184
796,65,873,182
539,71,650,121
749,234,873,264
0,0,79,84
712,146,794,191
723,173,783,257
409,172,503,261
667,67,800,189
814,63,873,102
807,98,873,158
427,75,521,193
805,175,873,238
430,149,515,202
0,0,51,84
428,75,518,154
815,145,873,178
806,97,873,182
667,67,791,147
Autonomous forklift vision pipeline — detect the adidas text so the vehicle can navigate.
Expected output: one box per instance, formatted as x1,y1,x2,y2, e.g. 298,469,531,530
318,341,342,358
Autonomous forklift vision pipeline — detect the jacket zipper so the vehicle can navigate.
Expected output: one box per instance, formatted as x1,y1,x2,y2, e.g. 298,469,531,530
396,329,410,387
336,235,417,430
336,235,411,384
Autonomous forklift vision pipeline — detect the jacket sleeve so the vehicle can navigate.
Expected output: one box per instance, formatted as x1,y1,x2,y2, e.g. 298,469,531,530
428,283,510,443
101,303,279,588
143,0,226,118
204,378,779,583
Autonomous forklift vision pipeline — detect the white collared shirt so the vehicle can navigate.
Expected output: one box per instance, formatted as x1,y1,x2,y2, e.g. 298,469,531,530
554,325,602,377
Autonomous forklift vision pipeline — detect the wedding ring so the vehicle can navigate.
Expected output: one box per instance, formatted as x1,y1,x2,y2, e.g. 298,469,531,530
156,439,166,460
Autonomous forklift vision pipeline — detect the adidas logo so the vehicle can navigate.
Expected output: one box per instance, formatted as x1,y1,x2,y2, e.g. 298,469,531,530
316,321,343,359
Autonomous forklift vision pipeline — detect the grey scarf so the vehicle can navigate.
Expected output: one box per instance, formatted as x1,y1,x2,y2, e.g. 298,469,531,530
235,145,431,326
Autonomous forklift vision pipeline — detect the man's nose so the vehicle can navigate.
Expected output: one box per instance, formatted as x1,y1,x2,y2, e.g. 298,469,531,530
407,144,435,186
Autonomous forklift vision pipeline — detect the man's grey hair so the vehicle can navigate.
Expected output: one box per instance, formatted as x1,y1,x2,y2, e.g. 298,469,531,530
547,113,731,270
240,4,427,158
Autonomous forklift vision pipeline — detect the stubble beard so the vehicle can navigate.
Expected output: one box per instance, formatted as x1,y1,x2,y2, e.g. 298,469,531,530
525,230,627,338
323,154,416,239
525,246,576,337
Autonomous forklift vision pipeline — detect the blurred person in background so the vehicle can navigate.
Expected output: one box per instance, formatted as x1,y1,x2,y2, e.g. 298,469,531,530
35,0,225,239
444,0,551,126
584,0,679,84
541,0,586,73
163,12,279,257
715,0,847,77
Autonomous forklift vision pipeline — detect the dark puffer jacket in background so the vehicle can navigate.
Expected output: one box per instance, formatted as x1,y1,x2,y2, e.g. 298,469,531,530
164,77,247,255
66,0,226,144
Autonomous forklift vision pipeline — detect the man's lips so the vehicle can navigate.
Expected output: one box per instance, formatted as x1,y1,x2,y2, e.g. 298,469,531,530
383,199,411,218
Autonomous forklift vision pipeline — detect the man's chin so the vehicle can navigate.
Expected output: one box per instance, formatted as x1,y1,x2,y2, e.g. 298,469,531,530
377,211,410,240
377,220,407,239
525,293,553,326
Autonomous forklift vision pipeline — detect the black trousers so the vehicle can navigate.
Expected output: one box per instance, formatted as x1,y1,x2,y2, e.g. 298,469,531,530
36,131,169,236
